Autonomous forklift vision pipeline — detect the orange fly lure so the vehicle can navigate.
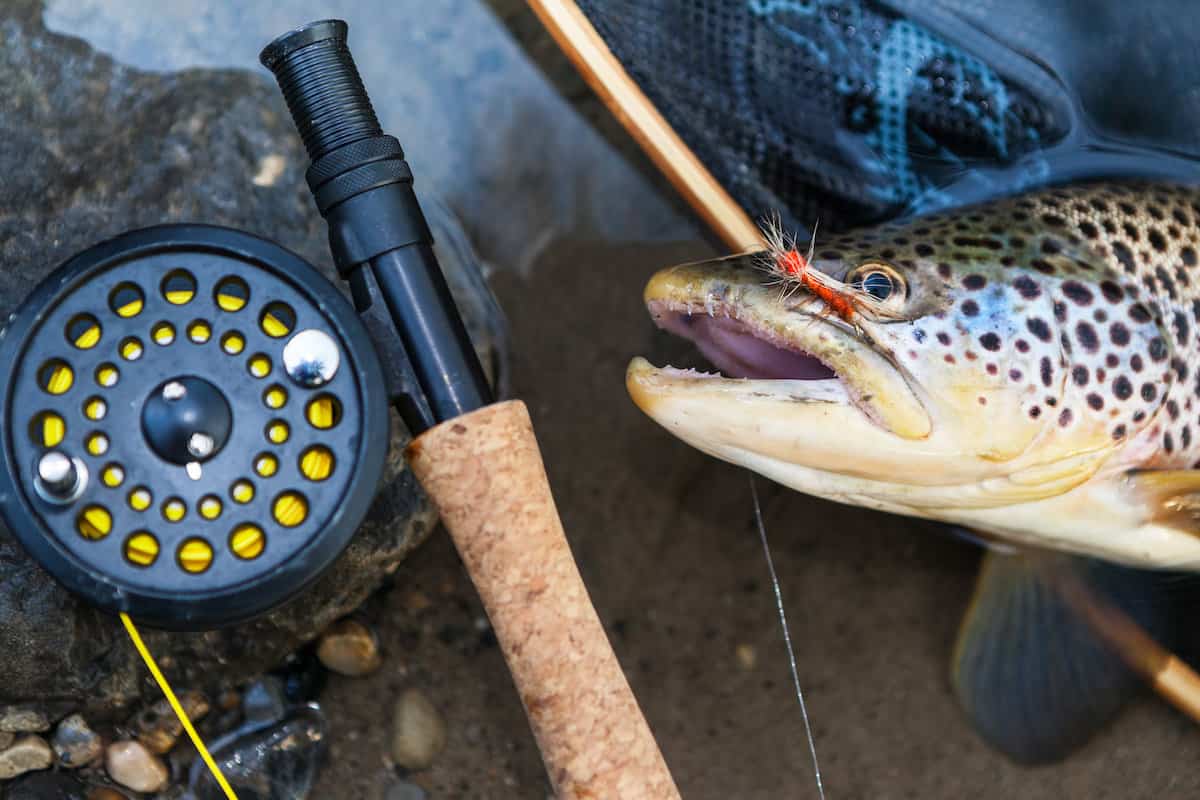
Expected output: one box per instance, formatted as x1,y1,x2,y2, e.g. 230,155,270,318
757,215,899,324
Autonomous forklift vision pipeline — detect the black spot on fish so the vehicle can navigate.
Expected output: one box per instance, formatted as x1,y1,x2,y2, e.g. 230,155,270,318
1173,208,1190,227
1156,266,1178,299
1106,353,1120,368
1183,246,1198,267
1027,318,1052,341
1029,406,1042,418
1185,426,1193,449
1040,356,1053,387
1110,322,1131,346
961,300,980,317
912,328,926,343
1173,312,1190,346
1169,399,1181,420
915,243,934,257
1054,301,1068,322
1112,424,1127,439
1042,214,1066,227
1094,309,1108,323
1100,281,1123,303
1131,353,1144,372
1013,275,1041,299
1113,242,1137,274
1090,198,1109,212
1123,222,1141,241
1149,204,1165,221
1088,393,1104,410
1058,408,1073,427
1142,383,1158,402
1165,432,1176,453
1073,365,1089,386
1150,229,1168,252
963,274,987,290
1150,337,1168,362
1042,239,1063,255
937,332,951,346
937,263,952,279
1171,357,1190,383
980,332,1001,351
1032,259,1056,275
1062,281,1093,305
1076,322,1099,353
1010,369,1023,381
1113,375,1133,400
1079,221,1099,239
1130,303,1152,323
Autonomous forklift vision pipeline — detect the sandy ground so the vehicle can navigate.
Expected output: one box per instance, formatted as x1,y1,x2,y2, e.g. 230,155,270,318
313,239,1200,799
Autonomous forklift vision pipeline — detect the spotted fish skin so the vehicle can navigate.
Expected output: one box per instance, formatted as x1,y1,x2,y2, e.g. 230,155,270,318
815,181,1200,472
630,180,1200,568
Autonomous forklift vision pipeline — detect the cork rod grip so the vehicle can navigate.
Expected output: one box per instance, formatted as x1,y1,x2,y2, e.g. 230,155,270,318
406,400,681,799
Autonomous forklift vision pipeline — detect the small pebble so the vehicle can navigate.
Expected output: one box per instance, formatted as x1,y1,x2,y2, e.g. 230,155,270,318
317,619,383,677
53,714,103,768
88,789,130,800
218,689,241,712
383,778,429,800
390,688,446,770
0,734,54,779
136,691,209,754
105,740,169,794
242,676,288,724
0,707,50,732
736,643,758,670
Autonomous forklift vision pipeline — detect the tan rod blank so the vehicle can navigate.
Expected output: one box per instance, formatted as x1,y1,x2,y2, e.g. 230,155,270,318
408,400,681,799
527,0,764,253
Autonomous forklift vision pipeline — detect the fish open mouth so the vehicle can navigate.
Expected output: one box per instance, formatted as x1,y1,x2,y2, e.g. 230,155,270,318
653,310,837,381
627,258,932,443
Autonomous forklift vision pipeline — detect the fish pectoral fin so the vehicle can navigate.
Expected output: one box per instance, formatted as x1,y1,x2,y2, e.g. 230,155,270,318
952,550,1171,764
1125,469,1200,533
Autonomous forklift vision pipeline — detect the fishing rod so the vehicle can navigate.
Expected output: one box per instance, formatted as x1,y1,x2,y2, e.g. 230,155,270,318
0,17,678,800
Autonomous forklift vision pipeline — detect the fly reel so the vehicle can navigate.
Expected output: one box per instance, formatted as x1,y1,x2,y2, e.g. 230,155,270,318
0,225,388,630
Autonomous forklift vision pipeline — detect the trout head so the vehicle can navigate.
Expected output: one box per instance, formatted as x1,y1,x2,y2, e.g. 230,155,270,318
628,206,1193,566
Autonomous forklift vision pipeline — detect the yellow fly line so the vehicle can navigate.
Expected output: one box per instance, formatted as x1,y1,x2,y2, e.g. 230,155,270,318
120,612,240,800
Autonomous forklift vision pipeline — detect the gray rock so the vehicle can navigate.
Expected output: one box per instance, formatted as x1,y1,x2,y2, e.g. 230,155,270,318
316,619,383,677
5,771,89,799
53,713,103,768
390,689,447,771
242,676,288,725
0,734,54,779
189,705,327,799
105,740,169,794
0,0,501,719
0,707,50,732
0,731,14,750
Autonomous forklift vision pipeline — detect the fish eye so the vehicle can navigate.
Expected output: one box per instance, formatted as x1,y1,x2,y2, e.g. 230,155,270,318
849,264,906,303
861,271,894,300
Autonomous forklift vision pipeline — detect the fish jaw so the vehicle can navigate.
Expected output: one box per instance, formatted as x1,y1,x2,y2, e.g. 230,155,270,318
640,260,932,440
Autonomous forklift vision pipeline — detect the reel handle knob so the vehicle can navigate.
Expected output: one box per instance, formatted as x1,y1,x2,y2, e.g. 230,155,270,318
407,400,681,800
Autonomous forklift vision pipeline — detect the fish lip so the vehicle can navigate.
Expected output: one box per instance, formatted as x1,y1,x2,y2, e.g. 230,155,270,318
637,277,932,439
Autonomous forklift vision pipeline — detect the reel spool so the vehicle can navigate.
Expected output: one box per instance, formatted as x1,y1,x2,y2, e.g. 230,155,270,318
0,224,388,630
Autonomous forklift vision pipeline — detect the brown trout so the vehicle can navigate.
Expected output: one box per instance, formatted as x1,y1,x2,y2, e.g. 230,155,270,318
627,180,1200,762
